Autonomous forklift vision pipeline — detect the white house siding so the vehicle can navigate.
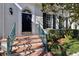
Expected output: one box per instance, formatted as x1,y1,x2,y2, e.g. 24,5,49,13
4,3,21,37
0,3,4,37
35,4,43,24
0,3,43,37
35,4,43,34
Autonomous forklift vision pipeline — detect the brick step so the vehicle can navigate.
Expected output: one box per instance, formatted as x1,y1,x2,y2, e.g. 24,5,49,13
0,50,5,54
12,42,43,53
11,35,45,56
0,49,6,56
22,32,32,36
12,48,44,56
13,38,42,46
29,48,44,56
16,35,40,40
0,39,7,42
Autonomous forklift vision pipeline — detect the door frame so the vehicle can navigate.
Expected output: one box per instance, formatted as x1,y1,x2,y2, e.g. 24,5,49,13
21,12,32,32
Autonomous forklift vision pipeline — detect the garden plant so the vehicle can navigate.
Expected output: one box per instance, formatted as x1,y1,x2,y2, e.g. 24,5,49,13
47,29,79,56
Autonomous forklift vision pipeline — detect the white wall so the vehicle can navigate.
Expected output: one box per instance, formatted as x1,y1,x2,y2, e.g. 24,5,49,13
4,3,21,37
0,3,4,37
3,3,43,37
35,4,43,34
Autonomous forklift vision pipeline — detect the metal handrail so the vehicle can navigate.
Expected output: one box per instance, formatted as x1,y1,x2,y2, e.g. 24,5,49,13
7,23,16,56
37,20,48,52
37,20,47,35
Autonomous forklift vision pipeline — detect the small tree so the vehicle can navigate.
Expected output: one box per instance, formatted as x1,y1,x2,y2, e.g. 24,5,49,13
42,3,79,29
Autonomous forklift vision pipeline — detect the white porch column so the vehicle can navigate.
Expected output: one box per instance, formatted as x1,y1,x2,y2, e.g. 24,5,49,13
1,3,7,51
16,10,22,36
32,5,36,34
2,3,5,38
0,4,4,38
50,15,53,29
56,16,59,29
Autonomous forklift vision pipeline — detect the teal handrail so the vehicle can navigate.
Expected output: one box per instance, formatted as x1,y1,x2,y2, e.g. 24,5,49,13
37,21,48,52
7,23,16,56
37,20,47,35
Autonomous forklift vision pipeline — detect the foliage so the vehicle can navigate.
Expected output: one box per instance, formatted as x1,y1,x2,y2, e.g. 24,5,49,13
42,4,79,29
63,39,79,55
50,44,62,56
47,29,79,56
64,4,79,21
42,3,60,13
42,3,79,21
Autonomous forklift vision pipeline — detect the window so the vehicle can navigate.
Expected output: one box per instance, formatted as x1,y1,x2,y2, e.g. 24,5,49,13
43,13,51,29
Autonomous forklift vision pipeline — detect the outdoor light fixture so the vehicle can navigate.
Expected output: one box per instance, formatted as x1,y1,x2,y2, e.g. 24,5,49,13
9,7,13,15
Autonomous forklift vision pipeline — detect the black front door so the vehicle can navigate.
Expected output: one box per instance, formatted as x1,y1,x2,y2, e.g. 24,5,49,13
22,13,32,32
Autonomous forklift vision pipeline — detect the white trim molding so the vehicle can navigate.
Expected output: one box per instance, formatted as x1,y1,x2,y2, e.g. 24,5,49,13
14,3,22,10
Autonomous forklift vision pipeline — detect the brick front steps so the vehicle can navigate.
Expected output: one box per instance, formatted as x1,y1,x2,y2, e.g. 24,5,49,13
0,35,53,56
12,35,47,56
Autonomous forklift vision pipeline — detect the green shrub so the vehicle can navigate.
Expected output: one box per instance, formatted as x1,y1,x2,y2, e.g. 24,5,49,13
50,44,62,56
47,29,79,56
64,41,79,55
